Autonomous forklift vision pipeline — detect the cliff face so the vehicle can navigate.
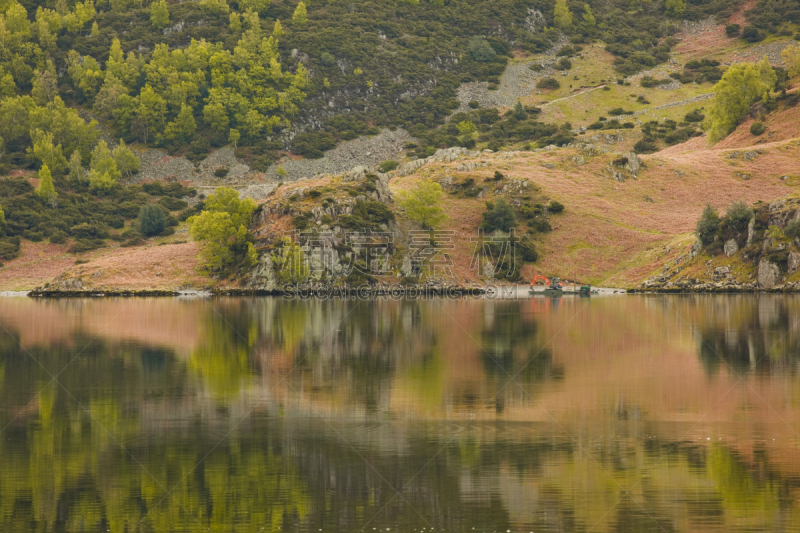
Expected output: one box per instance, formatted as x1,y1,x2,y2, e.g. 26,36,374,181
642,195,800,292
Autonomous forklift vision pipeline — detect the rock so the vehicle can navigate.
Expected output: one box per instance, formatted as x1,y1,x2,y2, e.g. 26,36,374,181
789,251,800,274
714,266,730,278
690,239,703,259
621,151,643,176
571,155,585,166
747,217,755,245
542,163,555,169
724,238,738,257
758,258,781,289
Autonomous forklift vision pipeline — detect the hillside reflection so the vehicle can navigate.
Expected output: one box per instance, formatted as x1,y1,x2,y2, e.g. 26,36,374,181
0,295,799,532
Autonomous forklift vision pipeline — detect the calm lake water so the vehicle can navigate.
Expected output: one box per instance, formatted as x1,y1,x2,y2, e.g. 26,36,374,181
1,294,800,532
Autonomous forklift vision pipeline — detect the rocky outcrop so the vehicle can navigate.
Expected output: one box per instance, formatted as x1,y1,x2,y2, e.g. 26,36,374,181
724,239,739,257
758,258,781,289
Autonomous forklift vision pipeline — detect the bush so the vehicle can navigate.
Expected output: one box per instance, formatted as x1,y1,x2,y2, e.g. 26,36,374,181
50,231,68,244
517,236,539,262
536,78,560,90
725,200,753,231
696,204,720,245
214,167,229,178
548,200,564,213
70,238,105,253
0,237,21,260
750,121,766,136
741,26,764,42
138,204,167,237
320,52,335,66
785,219,800,239
292,131,336,158
378,160,399,173
556,57,572,70
634,139,659,153
468,100,480,109
725,24,741,37
481,198,517,233
23,230,44,242
159,196,190,211
684,109,705,123
469,38,496,62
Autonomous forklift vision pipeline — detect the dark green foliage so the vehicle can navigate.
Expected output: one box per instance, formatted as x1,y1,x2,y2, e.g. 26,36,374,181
138,204,167,237
517,236,539,262
0,178,35,197
556,58,572,70
337,200,395,231
158,197,190,211
0,237,21,260
634,139,659,153
608,108,632,116
726,24,741,37
548,200,565,214
785,219,800,239
69,239,106,253
214,167,229,178
141,182,196,198
23,230,44,242
481,199,517,233
696,204,720,245
469,38,497,62
537,78,561,90
178,201,205,222
292,132,336,159
513,101,527,121
678,59,723,84
640,76,672,88
725,201,753,232
50,231,68,244
292,212,313,231
684,109,705,122
741,26,765,42
556,45,582,57
750,121,766,135
378,160,398,173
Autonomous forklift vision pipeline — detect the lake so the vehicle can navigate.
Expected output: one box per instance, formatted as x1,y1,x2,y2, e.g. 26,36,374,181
1,294,799,532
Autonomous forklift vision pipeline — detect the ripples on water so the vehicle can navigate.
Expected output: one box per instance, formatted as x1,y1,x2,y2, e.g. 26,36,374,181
0,295,799,532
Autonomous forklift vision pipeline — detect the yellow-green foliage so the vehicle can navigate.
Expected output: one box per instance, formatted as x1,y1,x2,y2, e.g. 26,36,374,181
274,237,308,285
782,43,800,79
88,140,121,191
149,0,169,29
35,164,57,203
554,0,573,29
112,139,140,176
292,1,308,26
188,187,258,272
396,179,448,229
707,58,776,144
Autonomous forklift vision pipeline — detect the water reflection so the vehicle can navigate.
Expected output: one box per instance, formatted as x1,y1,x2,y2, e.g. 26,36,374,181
0,295,799,531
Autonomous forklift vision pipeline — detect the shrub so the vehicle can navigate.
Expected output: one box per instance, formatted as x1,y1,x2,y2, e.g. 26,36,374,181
750,121,766,136
70,238,105,253
741,26,764,42
468,100,480,109
556,57,572,70
23,230,44,242
634,139,659,153
469,38,496,62
785,219,800,239
517,236,539,262
292,131,336,158
396,180,447,229
159,196,190,211
696,204,719,245
320,52,335,66
548,200,564,213
725,201,753,231
138,204,167,237
481,198,517,233
0,237,21,260
50,230,68,244
537,78,560,90
378,160,399,173
214,167,229,178
726,24,741,37
684,109,705,123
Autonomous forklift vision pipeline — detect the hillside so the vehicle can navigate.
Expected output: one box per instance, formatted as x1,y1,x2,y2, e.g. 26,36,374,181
1,0,800,292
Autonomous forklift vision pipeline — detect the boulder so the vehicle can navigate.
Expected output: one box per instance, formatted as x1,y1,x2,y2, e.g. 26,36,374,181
690,239,702,259
758,258,781,289
622,151,643,176
724,238,738,257
746,217,755,245
789,251,800,274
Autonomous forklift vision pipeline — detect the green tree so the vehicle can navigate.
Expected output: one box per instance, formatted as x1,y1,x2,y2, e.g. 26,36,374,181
274,237,308,284
292,1,308,26
138,203,166,237
482,198,517,233
782,43,800,79
229,11,241,32
468,38,496,62
273,19,284,37
513,100,526,120
228,128,240,148
135,85,167,143
164,104,197,142
112,139,140,176
240,0,270,13
396,179,448,229
582,3,596,26
36,164,58,203
696,204,719,245
457,120,477,146
68,149,83,182
88,140,121,192
706,58,776,144
31,65,59,105
200,0,229,14
150,0,170,29
554,0,573,30
188,187,258,271
30,129,68,173
90,21,99,36
665,0,686,18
